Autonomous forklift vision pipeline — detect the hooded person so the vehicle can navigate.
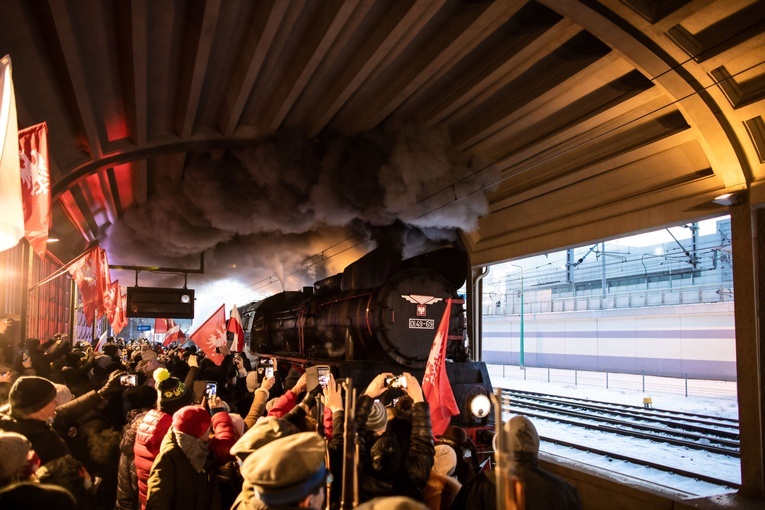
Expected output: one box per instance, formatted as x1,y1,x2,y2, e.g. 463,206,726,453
0,431,34,487
424,445,461,510
452,416,582,510
145,404,236,510
233,432,328,510
133,368,194,509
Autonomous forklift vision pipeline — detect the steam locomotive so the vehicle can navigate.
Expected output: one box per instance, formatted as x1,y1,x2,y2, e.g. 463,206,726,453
238,243,494,443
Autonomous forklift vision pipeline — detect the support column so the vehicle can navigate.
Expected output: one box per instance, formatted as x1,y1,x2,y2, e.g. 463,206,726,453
730,198,765,499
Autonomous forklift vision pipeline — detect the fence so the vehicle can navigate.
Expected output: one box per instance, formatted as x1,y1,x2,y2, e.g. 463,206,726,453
486,364,738,399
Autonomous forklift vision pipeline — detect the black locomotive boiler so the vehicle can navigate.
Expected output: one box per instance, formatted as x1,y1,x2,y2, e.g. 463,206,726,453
239,244,494,437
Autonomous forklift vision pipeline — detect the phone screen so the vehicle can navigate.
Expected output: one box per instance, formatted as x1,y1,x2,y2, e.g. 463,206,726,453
205,381,217,400
317,366,330,387
120,374,137,386
264,366,274,379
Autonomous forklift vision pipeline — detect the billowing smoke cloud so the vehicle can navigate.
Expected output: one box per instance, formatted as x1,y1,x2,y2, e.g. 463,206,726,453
104,121,497,325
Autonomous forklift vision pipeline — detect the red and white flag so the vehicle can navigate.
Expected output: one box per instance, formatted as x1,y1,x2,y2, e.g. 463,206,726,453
111,291,128,335
96,248,112,319
18,122,50,258
95,329,108,353
0,55,24,252
105,279,120,325
421,298,460,437
189,304,227,366
154,318,171,334
68,247,102,325
163,323,186,346
227,304,245,352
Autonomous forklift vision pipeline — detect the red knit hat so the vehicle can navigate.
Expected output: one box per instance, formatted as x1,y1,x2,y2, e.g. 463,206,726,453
172,406,211,439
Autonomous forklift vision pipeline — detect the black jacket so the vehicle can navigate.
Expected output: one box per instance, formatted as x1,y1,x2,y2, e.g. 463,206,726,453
355,395,435,503
451,454,582,510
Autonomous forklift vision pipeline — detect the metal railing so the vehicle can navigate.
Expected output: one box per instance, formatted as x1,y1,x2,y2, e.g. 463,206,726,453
486,364,738,399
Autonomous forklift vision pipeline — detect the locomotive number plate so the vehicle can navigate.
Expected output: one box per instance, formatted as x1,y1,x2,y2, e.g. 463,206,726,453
409,319,435,329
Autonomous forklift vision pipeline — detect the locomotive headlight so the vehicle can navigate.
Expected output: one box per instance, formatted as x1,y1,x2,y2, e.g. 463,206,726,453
469,393,491,418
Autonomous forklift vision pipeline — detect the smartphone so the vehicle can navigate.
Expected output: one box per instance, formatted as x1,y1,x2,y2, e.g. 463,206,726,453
317,365,330,387
205,381,217,400
120,374,137,386
264,366,274,379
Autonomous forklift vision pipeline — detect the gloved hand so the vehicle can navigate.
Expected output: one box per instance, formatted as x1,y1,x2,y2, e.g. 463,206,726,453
301,384,323,409
98,370,127,399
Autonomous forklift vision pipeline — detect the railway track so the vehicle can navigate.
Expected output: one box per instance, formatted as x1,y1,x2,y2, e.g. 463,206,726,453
499,388,740,489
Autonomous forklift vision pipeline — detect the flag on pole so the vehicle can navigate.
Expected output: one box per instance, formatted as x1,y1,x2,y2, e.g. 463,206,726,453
111,291,128,335
0,55,24,252
154,318,171,334
421,298,460,437
96,248,112,319
18,122,50,258
95,329,108,353
163,323,186,346
189,304,227,366
105,279,120,326
68,247,102,326
227,304,245,352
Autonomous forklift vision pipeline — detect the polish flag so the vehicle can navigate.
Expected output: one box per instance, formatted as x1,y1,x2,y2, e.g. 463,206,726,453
421,298,460,437
18,122,50,258
0,55,24,251
68,247,102,325
227,304,245,352
96,248,112,319
163,323,186,346
154,318,171,334
189,304,227,366
111,291,128,335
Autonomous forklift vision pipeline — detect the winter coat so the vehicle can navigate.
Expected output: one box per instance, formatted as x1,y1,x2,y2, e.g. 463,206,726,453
144,430,221,510
242,387,270,431
355,395,435,503
144,413,235,510
116,410,147,510
451,454,582,510
134,409,173,509
424,472,461,510
0,387,103,465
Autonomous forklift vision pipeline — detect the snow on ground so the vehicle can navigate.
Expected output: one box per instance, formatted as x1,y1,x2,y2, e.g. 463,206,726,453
487,364,740,498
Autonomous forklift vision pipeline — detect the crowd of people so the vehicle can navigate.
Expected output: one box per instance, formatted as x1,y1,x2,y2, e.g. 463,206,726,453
0,333,581,509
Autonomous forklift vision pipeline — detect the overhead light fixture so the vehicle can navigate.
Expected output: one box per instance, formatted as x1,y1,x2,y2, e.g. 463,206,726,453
713,191,745,206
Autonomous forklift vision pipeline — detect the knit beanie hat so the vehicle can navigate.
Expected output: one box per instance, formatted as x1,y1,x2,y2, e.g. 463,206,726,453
432,444,457,476
154,368,193,413
9,376,57,416
102,343,120,359
140,344,157,361
172,406,212,439
499,415,540,458
246,371,259,392
0,431,31,479
366,400,388,433
229,413,245,438
53,383,73,407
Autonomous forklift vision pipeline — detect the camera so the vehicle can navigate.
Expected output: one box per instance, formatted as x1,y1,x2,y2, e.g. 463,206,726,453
205,381,217,400
120,374,137,386
385,375,407,389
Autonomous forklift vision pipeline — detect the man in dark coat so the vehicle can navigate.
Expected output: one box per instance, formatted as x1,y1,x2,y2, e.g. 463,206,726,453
355,372,435,504
452,415,582,510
